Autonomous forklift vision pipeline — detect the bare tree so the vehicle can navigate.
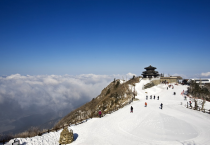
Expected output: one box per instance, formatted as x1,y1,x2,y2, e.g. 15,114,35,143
200,87,210,110
188,80,199,110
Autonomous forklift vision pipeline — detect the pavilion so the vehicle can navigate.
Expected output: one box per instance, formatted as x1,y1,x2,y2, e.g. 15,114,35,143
142,65,159,78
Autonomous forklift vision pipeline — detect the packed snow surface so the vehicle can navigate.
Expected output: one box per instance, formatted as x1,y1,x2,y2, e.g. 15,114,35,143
4,80,210,145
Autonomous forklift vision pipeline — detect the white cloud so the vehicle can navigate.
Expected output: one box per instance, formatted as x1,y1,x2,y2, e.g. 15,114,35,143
126,72,136,78
0,73,132,114
201,72,210,77
0,74,117,112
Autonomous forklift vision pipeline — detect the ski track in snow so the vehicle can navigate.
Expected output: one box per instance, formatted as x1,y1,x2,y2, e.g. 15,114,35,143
3,80,210,145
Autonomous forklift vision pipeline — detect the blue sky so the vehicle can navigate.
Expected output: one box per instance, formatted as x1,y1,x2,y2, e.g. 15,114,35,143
0,0,210,78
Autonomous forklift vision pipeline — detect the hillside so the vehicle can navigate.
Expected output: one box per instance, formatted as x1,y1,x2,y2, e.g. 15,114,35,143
3,79,210,145
54,76,141,129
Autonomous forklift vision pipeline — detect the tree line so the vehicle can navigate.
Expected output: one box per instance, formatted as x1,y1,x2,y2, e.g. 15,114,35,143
187,80,210,110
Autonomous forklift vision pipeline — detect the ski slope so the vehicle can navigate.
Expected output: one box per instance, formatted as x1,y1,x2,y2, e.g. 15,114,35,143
4,80,210,145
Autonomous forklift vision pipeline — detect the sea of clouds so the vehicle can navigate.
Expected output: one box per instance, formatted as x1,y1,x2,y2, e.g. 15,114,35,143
0,74,112,112
0,73,136,133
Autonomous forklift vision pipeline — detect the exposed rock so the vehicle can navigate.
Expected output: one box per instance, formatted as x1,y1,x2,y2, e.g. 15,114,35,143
59,127,74,144
143,82,155,89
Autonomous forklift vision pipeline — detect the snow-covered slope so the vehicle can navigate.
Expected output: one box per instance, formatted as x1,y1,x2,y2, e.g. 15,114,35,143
4,81,210,145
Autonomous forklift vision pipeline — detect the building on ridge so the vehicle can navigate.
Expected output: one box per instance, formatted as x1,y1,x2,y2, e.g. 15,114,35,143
142,65,159,78
160,76,182,84
141,65,182,84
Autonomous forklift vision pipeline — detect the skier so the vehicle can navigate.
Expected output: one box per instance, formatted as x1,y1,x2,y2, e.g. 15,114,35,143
146,96,148,100
189,101,192,107
145,102,147,107
184,96,187,100
99,110,102,118
130,106,133,113
160,103,163,109
157,96,159,100
150,95,152,99
167,87,168,90
154,95,155,99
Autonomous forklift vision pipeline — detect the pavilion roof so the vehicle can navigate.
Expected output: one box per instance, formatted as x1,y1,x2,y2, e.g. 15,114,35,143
144,65,156,70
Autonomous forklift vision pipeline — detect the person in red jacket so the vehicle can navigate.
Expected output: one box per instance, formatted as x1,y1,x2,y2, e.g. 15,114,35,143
99,110,102,118
145,102,147,107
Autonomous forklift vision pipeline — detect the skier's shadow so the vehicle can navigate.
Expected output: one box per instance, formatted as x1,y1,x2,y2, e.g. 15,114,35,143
74,133,78,141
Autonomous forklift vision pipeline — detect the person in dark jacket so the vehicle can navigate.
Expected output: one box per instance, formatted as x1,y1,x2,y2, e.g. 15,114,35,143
154,95,155,99
130,106,133,113
157,96,159,100
160,103,163,109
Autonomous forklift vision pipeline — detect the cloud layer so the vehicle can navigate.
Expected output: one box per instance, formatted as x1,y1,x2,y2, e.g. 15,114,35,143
201,72,210,77
0,74,118,114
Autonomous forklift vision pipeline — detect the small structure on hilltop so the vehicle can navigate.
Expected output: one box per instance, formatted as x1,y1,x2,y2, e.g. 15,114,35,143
142,65,159,78
160,76,182,84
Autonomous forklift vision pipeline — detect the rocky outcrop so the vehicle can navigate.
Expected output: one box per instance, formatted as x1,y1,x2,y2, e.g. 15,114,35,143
59,127,74,144
143,81,155,89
